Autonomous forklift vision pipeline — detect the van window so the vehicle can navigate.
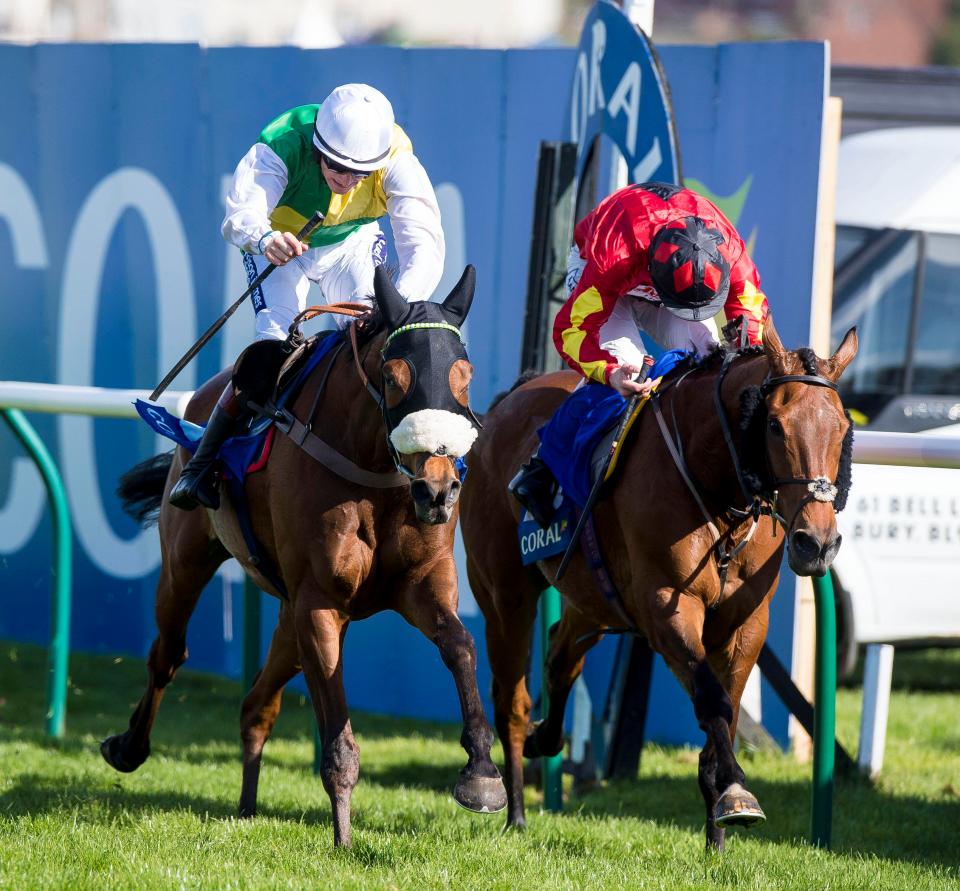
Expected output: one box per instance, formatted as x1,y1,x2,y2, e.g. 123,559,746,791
832,230,919,409
909,234,960,395
834,225,873,269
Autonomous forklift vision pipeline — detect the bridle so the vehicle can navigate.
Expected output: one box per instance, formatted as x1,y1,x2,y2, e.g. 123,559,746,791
652,348,844,593
287,304,478,481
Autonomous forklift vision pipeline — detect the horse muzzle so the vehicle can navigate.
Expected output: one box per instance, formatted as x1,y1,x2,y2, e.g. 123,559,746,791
411,473,462,525
787,527,842,577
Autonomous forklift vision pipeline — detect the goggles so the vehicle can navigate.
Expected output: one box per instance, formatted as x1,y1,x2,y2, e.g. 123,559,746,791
319,151,370,179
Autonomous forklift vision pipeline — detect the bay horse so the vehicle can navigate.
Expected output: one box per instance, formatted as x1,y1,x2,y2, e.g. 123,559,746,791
103,266,507,847
460,316,857,850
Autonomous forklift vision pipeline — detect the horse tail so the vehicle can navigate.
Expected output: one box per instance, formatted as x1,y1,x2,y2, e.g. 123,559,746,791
116,451,174,526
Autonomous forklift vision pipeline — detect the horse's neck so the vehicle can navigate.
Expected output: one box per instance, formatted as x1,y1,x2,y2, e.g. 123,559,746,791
667,353,768,513
313,332,394,470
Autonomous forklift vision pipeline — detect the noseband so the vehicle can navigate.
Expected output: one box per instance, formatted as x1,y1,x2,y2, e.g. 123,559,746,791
756,373,841,522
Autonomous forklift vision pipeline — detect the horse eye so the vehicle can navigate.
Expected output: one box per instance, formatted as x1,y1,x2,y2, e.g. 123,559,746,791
768,417,784,437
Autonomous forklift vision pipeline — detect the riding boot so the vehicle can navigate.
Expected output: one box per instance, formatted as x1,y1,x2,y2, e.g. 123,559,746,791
508,452,558,529
168,384,244,511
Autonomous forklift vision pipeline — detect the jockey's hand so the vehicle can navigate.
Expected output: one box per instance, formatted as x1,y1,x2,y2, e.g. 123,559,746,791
609,365,656,398
263,231,309,266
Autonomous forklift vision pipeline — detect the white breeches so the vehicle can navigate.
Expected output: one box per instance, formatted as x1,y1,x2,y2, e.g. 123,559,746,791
565,245,718,368
244,222,387,341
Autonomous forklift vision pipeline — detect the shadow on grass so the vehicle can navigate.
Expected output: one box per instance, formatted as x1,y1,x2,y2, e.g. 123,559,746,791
4,641,959,872
0,770,331,828
566,770,960,871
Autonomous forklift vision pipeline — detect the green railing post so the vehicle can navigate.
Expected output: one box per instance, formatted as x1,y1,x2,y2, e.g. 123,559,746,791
2,408,72,739
241,576,262,694
540,585,563,811
810,572,836,848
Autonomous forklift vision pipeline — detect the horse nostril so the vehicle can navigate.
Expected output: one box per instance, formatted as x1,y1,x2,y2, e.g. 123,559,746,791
822,531,842,564
410,479,433,504
790,529,822,563
446,479,462,504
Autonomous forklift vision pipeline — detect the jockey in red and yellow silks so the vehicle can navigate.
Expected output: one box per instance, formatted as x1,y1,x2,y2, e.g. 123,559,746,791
553,183,768,394
511,183,769,525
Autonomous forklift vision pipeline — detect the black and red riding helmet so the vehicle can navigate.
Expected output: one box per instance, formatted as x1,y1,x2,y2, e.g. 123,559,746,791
648,215,731,321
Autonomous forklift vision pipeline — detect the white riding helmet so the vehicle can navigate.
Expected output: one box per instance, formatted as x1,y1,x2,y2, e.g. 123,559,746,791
313,83,395,173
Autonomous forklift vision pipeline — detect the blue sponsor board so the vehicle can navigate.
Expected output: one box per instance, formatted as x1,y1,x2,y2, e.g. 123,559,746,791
0,37,826,747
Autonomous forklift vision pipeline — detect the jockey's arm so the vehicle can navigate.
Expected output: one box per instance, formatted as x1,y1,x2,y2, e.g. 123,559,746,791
552,247,644,388
383,153,445,302
221,143,291,257
722,246,768,346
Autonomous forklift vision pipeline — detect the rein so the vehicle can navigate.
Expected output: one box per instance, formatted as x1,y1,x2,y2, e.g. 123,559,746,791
651,349,842,595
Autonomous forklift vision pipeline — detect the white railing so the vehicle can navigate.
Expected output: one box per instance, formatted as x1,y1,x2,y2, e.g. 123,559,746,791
0,382,194,419
852,429,960,469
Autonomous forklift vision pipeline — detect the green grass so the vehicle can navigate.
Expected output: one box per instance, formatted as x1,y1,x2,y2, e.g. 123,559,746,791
1,642,959,889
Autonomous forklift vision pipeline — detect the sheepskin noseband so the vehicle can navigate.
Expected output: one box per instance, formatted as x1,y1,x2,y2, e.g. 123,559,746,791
389,409,479,458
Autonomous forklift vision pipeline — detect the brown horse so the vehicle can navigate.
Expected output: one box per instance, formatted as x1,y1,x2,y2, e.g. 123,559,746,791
460,316,857,850
103,266,507,847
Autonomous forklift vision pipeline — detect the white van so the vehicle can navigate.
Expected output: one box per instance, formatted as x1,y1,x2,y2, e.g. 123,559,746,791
829,126,960,674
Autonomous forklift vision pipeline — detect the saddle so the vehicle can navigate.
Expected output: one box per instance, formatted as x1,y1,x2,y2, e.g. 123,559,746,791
232,330,336,428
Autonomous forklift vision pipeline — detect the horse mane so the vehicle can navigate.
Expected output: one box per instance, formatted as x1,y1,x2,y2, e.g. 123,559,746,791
488,369,541,411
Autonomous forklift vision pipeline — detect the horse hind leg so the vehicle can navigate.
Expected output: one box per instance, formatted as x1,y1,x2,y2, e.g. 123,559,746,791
482,594,538,830
238,603,300,818
522,606,597,762
101,509,227,773
295,600,358,848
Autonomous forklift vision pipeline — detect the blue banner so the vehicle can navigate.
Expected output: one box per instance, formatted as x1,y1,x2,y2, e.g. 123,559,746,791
0,39,827,745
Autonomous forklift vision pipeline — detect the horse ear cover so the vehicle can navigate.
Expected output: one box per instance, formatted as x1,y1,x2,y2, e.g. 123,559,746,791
441,265,476,327
373,265,407,331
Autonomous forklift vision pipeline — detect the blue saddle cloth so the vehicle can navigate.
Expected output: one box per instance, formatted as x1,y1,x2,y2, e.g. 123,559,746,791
537,349,689,508
135,332,344,480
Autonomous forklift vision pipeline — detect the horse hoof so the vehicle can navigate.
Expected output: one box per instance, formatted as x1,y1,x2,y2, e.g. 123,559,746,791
714,783,766,827
522,720,562,760
453,774,508,814
100,734,149,773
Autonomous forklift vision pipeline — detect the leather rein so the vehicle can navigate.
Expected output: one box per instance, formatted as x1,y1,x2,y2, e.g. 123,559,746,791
651,349,841,593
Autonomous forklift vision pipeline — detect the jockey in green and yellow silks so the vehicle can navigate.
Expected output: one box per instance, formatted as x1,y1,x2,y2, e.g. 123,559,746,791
169,83,445,512
221,83,445,341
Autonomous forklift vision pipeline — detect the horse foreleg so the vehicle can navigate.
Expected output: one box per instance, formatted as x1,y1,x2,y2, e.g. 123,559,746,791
396,570,506,816
238,603,300,818
702,607,770,842
295,600,358,848
523,606,597,761
653,589,763,851
101,509,225,773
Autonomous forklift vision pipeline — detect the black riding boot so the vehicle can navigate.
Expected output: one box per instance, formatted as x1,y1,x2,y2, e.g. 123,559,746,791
508,453,558,529
168,385,243,511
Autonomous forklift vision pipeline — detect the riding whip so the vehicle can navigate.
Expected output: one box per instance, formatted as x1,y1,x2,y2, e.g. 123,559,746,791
149,211,325,401
555,355,656,581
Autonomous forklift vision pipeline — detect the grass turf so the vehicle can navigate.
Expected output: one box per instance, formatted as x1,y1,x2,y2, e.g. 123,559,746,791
1,641,958,889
